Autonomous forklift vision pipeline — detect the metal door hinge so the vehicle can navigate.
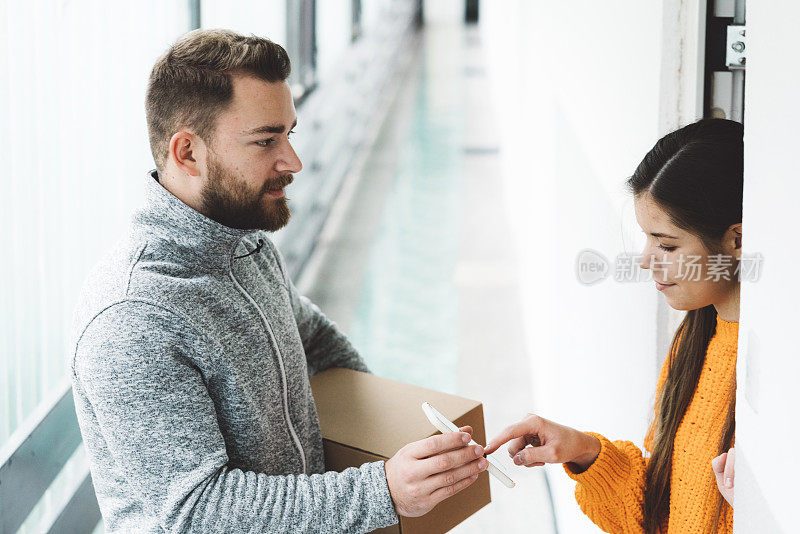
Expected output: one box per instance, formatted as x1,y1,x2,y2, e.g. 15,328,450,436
726,25,746,69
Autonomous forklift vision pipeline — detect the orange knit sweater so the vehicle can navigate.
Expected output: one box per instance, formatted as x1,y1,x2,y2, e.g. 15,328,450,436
563,315,738,533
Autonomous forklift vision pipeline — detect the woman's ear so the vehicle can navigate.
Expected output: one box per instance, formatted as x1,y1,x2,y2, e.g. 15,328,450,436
725,223,743,260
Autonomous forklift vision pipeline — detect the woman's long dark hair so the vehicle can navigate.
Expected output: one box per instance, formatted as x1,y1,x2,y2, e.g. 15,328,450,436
626,118,743,533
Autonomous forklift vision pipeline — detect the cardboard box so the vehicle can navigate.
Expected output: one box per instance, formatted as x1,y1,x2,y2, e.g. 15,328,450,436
310,368,491,534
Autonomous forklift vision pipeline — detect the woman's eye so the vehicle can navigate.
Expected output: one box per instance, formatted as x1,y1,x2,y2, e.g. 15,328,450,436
657,243,677,252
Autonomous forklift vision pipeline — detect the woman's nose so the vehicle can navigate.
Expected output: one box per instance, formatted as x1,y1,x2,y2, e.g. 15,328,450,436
639,247,654,270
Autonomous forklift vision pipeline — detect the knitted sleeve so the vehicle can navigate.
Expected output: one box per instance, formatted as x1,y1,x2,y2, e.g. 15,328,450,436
561,355,671,533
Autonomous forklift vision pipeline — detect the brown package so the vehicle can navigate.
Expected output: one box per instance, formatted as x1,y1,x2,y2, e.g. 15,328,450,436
310,368,491,534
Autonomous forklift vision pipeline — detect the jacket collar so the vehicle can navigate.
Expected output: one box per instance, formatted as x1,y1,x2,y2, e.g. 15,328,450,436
131,171,261,271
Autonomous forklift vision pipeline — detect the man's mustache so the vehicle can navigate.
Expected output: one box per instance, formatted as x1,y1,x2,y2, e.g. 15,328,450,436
262,174,294,194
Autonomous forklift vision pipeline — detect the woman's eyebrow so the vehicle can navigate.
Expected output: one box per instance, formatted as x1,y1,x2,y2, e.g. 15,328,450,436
650,232,678,239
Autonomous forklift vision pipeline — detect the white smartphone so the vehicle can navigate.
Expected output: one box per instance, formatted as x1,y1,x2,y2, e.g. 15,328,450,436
421,402,516,489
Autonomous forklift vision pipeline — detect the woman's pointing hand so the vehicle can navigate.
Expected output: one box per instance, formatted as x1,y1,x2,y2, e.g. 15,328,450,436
485,413,602,473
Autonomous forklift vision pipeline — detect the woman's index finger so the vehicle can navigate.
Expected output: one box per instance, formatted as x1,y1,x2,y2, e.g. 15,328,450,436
484,419,536,454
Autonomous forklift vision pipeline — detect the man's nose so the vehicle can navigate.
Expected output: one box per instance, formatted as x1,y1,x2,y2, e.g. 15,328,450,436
277,142,303,174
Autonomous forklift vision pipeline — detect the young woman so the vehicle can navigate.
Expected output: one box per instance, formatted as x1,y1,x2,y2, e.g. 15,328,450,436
485,118,743,533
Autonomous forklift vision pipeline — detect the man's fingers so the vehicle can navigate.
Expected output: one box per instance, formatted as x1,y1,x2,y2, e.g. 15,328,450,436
408,432,471,459
426,457,488,492
723,448,735,488
428,472,479,506
421,443,484,476
458,425,473,436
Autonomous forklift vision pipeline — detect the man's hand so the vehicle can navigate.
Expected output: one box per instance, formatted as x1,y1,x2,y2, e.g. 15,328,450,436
384,426,488,517
711,447,735,506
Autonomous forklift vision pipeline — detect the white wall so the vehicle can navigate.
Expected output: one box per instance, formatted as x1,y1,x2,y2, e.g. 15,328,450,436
734,2,800,532
481,2,668,531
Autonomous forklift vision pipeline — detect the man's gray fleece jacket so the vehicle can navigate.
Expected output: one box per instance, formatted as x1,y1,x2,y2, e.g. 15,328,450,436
70,172,399,533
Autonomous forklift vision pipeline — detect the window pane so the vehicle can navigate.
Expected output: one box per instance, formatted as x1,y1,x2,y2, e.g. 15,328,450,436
1,1,190,527
201,0,288,45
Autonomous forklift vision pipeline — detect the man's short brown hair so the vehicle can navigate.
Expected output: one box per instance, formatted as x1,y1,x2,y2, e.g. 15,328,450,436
146,29,291,170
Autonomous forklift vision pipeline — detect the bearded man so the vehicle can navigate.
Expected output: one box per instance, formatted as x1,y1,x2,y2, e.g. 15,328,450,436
69,29,487,533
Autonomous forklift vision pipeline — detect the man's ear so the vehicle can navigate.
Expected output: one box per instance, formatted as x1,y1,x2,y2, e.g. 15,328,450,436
168,131,205,178
725,223,743,260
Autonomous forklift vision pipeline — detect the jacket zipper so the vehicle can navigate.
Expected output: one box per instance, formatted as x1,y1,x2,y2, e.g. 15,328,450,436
228,259,308,474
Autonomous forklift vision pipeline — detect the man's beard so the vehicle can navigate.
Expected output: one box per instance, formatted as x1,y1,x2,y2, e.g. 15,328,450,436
199,155,293,231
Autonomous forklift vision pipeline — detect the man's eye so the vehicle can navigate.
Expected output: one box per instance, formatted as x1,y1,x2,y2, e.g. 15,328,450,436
256,139,275,147
288,129,296,139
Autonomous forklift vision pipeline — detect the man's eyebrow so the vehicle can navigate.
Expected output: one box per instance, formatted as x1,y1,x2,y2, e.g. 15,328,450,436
650,232,678,239
243,118,298,136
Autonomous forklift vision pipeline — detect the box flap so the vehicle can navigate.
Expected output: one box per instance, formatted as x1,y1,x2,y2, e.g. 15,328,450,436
311,368,482,458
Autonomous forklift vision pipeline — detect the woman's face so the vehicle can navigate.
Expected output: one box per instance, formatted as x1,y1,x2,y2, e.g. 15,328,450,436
633,193,739,312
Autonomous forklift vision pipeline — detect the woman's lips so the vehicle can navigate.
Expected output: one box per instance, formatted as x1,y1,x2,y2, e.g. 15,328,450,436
655,281,676,291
